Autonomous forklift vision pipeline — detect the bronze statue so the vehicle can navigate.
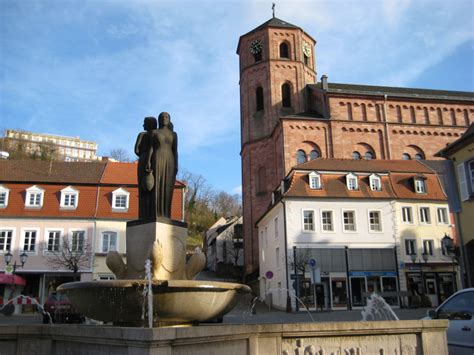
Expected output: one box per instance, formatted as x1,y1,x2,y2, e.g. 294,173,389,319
135,112,178,220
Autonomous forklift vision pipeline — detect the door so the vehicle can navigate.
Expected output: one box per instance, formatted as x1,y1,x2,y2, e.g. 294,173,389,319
425,275,438,307
331,278,348,309
381,276,399,307
350,277,366,307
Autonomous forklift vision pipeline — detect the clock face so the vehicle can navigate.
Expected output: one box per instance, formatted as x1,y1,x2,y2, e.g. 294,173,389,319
250,39,263,55
302,42,311,57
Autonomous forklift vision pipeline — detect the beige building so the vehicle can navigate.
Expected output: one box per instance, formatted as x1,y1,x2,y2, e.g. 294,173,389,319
3,129,99,162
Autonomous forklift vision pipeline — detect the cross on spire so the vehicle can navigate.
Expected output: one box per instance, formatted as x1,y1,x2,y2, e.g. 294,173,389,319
272,3,275,18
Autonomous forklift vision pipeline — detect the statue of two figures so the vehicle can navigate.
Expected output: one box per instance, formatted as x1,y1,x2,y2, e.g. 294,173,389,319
107,112,205,282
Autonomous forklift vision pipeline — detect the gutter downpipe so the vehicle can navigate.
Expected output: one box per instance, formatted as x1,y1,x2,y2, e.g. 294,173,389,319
281,198,292,312
382,94,392,159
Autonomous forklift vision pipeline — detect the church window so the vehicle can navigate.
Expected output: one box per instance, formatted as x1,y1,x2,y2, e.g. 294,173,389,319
396,106,403,123
282,83,291,108
352,151,361,160
450,109,457,126
279,42,289,58
361,104,367,121
415,153,424,160
256,87,264,111
423,107,430,124
410,107,416,123
464,109,470,126
347,103,353,121
437,108,443,125
376,104,382,122
296,150,306,164
402,153,411,160
309,149,320,160
365,151,374,160
303,54,309,66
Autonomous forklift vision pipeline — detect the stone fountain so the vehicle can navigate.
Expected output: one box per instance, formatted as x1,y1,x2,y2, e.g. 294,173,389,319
58,113,250,326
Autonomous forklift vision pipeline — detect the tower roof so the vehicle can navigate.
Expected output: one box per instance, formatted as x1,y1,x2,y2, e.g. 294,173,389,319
237,17,315,53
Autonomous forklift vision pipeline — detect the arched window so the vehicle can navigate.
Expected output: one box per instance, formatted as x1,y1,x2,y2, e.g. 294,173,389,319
423,107,430,124
415,153,424,160
296,150,306,164
256,87,264,111
282,83,291,108
352,151,361,160
347,103,353,121
309,149,320,160
303,54,309,66
437,108,443,125
396,106,403,123
410,107,416,123
450,109,457,126
361,104,367,121
376,104,382,122
365,151,374,160
464,109,470,126
279,42,289,58
402,153,411,160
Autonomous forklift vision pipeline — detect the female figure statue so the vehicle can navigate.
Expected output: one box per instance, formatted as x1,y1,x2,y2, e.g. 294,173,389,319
134,116,157,219
146,112,178,218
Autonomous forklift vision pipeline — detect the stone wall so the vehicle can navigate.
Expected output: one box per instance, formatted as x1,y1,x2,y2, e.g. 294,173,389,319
1,320,448,355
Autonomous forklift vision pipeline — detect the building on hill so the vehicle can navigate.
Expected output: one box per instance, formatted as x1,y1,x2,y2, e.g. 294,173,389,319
0,160,185,312
257,159,456,311
237,16,474,276
2,129,99,162
436,123,474,288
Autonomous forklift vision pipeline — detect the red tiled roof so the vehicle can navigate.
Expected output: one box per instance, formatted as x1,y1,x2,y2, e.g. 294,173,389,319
295,159,433,174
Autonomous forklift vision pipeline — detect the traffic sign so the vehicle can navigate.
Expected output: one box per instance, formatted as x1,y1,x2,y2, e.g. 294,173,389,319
308,259,316,268
5,265,13,275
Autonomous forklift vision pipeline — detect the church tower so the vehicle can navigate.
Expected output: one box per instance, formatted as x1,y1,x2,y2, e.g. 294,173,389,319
237,17,317,275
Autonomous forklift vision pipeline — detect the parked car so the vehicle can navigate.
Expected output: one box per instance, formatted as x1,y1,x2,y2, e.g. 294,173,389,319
425,288,474,354
43,292,84,324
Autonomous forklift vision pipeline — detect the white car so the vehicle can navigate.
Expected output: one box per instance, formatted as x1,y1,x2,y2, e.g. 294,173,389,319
425,288,474,354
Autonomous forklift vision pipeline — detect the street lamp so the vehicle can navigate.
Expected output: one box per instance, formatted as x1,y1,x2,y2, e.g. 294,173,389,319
3,250,28,298
442,234,457,292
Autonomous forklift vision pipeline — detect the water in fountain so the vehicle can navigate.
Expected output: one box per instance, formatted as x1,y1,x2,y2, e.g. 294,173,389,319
0,295,52,324
141,259,154,328
361,292,399,321
265,288,315,322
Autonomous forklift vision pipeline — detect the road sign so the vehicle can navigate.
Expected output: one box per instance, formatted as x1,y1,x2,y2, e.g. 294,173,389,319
308,259,316,268
265,271,274,279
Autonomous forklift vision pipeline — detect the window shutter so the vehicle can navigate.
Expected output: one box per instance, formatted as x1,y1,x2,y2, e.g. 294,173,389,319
457,163,469,201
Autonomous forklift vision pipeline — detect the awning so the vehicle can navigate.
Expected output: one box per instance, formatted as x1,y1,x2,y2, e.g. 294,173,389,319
0,273,27,286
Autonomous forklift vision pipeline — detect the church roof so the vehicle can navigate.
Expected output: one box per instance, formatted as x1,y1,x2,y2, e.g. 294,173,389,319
309,82,474,102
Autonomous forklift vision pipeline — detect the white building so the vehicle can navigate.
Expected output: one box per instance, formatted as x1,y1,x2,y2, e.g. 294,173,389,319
257,159,455,311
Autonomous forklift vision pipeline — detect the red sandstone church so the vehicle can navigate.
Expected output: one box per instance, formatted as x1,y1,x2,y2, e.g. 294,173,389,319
237,17,474,276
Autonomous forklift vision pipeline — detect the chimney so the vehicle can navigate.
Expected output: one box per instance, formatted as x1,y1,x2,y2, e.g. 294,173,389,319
321,75,328,90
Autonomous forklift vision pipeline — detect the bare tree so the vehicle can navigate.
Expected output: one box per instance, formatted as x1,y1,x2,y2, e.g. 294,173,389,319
109,148,131,162
286,248,312,277
46,235,92,273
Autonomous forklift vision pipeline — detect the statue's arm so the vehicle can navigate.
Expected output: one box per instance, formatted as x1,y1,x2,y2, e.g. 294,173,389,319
134,132,145,156
145,133,155,171
173,132,178,174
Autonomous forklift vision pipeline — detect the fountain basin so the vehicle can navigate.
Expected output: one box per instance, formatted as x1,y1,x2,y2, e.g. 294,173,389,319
58,279,251,326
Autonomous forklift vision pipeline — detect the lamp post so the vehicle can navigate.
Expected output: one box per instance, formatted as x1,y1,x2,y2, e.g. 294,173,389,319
3,250,28,297
441,234,457,292
410,252,428,301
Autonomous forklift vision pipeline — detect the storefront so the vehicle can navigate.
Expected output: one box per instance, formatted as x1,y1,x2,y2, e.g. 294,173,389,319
349,271,399,307
406,270,456,307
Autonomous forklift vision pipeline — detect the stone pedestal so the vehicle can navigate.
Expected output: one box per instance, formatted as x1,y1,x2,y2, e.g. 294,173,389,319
126,218,188,280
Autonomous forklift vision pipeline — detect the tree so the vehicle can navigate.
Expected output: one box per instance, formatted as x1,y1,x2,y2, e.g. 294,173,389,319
45,235,93,274
109,148,131,162
211,191,241,217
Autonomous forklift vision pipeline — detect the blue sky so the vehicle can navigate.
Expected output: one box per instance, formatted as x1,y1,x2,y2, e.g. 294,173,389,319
1,0,473,195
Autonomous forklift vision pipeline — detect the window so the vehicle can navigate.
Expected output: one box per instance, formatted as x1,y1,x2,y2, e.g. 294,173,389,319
274,218,278,240
0,185,9,208
457,160,474,201
308,172,321,189
256,87,264,111
0,230,13,252
281,83,291,108
98,274,116,280
321,211,334,232
303,210,315,232
437,207,449,224
346,173,358,191
423,240,434,256
60,186,79,209
352,151,361,160
415,153,424,161
365,151,374,160
402,153,411,160
343,211,356,231
296,150,306,164
369,174,382,191
401,207,413,223
279,42,289,58
23,230,37,252
368,211,382,232
309,149,320,160
419,207,431,224
25,185,44,207
102,231,118,253
275,247,280,268
112,188,130,210
303,54,309,66
405,239,416,256
257,167,266,193
71,230,85,252
414,178,426,194
46,230,61,252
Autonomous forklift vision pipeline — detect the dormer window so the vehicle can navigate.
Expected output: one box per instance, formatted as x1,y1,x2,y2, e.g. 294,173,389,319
112,188,130,211
369,174,382,191
346,173,358,191
25,185,44,208
414,176,427,194
308,172,321,190
0,185,9,208
60,186,79,209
